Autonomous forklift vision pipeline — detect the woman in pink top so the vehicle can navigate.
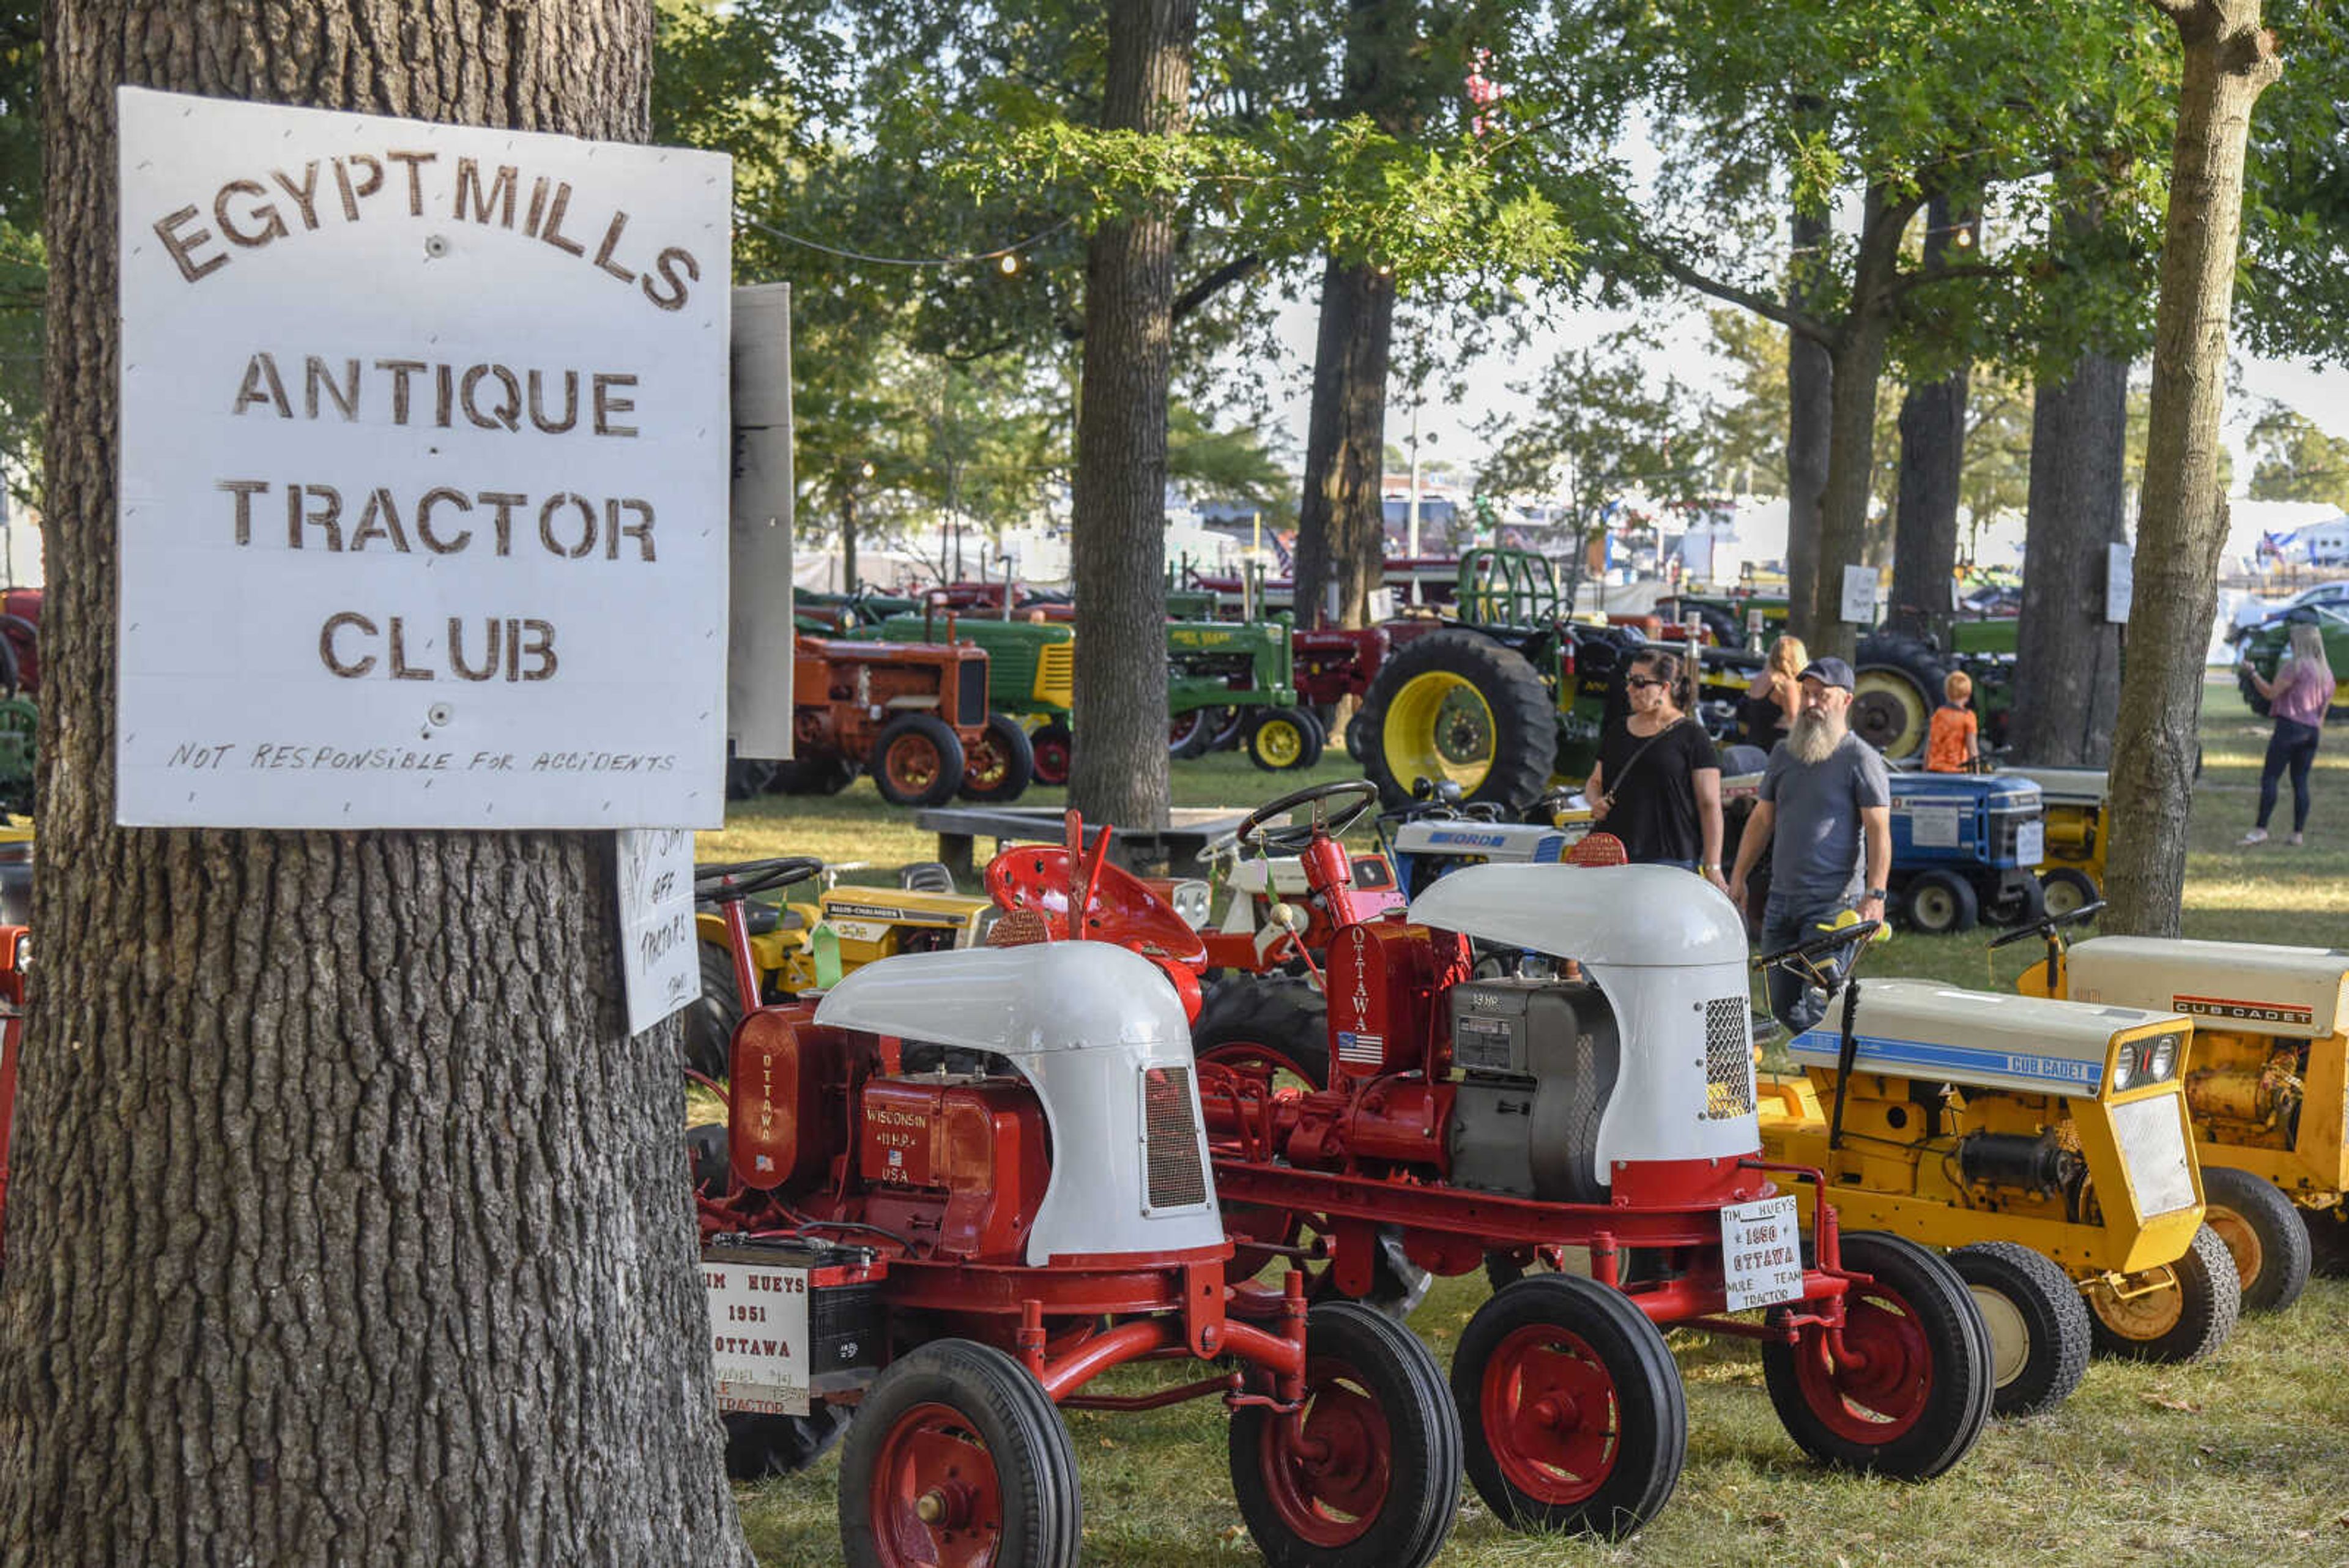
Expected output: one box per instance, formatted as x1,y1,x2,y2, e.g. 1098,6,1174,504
2240,620,2338,846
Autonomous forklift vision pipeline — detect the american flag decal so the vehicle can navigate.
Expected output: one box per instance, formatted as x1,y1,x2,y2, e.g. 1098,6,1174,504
1337,1030,1384,1065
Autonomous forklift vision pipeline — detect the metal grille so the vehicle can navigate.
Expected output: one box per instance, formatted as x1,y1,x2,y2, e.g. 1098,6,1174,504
1035,642,1076,707
957,659,990,727
2109,1096,2197,1218
1143,1066,1208,1209
1702,997,1756,1120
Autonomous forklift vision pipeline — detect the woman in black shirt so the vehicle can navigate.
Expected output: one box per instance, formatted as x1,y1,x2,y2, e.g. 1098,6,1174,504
1584,649,1726,889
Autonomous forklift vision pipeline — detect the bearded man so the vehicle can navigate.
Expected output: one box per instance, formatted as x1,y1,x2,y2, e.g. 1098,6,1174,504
1726,657,1893,1031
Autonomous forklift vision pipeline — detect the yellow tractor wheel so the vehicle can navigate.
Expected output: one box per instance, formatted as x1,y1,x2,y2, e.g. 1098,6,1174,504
1851,633,1949,760
2083,1225,2240,1363
1360,627,1556,808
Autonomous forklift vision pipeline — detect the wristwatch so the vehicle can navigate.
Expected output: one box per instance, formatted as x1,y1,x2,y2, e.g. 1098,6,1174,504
1863,887,1888,901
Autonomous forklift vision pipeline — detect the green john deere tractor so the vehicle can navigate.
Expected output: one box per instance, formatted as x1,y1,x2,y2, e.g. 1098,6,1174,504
1359,549,1763,809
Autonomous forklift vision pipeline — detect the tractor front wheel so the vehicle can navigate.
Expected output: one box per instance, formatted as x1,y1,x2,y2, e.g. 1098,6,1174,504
1948,1241,2091,1417
1901,870,1978,934
1028,721,1073,786
1762,1232,1992,1479
2200,1165,2312,1313
2039,867,2100,920
872,714,968,808
1228,1301,1463,1568
2084,1223,2240,1362
958,713,1036,803
1451,1273,1687,1538
839,1339,1082,1568
1245,707,1326,771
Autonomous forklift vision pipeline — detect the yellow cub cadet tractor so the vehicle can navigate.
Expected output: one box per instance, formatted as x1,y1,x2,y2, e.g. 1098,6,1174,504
2022,933,2348,1306
1758,922,2238,1414
683,861,995,1076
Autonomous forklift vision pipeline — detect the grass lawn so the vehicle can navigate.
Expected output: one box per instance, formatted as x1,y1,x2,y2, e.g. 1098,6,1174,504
717,677,2349,1567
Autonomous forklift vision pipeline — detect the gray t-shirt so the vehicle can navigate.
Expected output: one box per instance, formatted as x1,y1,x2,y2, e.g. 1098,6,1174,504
1760,732,1890,906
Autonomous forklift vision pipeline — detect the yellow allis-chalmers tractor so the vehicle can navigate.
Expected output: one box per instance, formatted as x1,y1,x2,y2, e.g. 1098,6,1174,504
1758,945,2238,1415
683,861,996,1077
2021,933,2349,1304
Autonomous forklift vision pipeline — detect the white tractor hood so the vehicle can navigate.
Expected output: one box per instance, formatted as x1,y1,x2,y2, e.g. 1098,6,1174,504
815,941,1189,1055
1406,862,1748,967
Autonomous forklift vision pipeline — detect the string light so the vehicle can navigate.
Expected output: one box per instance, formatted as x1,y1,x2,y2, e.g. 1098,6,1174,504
735,210,1070,271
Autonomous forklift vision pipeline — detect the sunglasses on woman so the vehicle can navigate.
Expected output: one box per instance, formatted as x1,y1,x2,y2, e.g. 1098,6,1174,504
1625,675,1669,691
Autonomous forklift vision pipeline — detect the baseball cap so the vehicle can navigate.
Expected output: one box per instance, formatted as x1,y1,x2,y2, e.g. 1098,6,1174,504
1798,656,1855,691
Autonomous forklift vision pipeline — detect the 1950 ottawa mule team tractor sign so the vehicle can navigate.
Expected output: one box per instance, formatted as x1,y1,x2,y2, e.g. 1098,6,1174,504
689,852,1463,1568
992,782,1994,1542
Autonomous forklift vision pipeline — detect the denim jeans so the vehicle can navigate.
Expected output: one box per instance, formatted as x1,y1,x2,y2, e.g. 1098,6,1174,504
1759,893,1862,1035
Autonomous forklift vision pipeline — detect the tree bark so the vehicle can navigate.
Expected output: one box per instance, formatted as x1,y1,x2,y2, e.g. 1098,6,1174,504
1067,0,1195,830
839,478,860,592
2009,349,2128,764
1888,195,1970,642
1293,256,1395,630
2104,0,2280,936
7,5,752,1564
1784,205,1831,642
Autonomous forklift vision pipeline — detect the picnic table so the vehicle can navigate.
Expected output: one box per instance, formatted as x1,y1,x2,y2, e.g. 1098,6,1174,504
913,804,1252,884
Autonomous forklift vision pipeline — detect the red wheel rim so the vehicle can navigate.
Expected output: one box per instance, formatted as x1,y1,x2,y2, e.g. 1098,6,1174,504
867,1401,1004,1568
1255,1353,1393,1547
886,735,943,795
1479,1321,1622,1504
1795,1282,1934,1442
1032,735,1070,786
965,733,1009,790
1197,1041,1316,1096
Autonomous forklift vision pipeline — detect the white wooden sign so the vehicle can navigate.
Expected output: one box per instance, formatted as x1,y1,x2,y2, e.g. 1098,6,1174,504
615,828,699,1036
115,87,732,827
1720,1194,1806,1311
2105,541,2135,624
704,1257,813,1415
1839,563,1877,625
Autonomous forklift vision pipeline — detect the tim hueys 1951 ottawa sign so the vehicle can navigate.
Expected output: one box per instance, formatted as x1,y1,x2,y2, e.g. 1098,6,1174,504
115,87,732,828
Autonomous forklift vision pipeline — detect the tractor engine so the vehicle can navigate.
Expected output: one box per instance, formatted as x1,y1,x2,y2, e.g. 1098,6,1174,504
1444,976,1620,1205
853,1074,1050,1263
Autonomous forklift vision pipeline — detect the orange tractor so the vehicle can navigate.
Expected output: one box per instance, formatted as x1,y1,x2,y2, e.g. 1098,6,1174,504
751,631,1033,807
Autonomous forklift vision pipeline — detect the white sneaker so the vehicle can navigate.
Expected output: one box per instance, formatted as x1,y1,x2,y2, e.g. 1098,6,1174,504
2238,828,2269,847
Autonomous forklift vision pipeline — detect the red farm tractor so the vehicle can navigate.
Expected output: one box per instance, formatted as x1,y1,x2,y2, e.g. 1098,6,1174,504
995,782,1995,1539
773,631,1033,808
690,853,1464,1568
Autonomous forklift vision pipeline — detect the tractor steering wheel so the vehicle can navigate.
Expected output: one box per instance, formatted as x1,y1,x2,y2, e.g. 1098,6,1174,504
1987,899,2106,950
1751,918,1884,976
1236,778,1382,855
693,856,826,901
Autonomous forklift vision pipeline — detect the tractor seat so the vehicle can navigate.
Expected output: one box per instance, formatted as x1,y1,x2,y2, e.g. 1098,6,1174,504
899,861,957,894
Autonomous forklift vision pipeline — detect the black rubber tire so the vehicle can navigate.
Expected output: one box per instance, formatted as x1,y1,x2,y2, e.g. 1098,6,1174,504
767,754,859,796
1452,1273,1687,1539
1170,707,1222,760
1761,1232,1992,1481
1948,1241,2091,1417
1853,631,1951,759
2039,867,2100,920
1345,711,1370,761
2237,667,2273,718
1245,706,1326,772
2304,1204,2349,1276
1901,869,1979,934
871,713,967,808
2085,1223,2241,1363
1028,720,1073,786
685,940,744,1080
725,757,777,800
839,1339,1082,1568
1230,1301,1464,1568
958,712,1035,803
2200,1165,2313,1313
1192,979,1330,1089
1359,626,1557,809
725,1406,851,1481
1984,872,2046,929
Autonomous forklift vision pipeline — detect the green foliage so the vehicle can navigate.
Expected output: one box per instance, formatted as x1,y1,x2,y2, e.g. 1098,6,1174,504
0,3,37,505
2246,404,2349,507
1167,402,1292,512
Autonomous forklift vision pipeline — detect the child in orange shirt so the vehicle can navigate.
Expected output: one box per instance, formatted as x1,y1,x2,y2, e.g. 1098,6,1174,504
1926,671,1978,773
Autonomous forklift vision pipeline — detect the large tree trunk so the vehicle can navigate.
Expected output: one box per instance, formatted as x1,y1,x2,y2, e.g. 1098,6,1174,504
1067,0,1194,828
2009,349,2128,764
1887,196,1970,643
1293,256,1395,630
6,6,752,1564
1784,205,1832,644
2104,0,2280,936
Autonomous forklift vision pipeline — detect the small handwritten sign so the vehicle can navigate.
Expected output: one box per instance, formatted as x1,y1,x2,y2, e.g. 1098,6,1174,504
1720,1194,1805,1312
703,1258,812,1415
1839,564,1878,626
617,828,699,1036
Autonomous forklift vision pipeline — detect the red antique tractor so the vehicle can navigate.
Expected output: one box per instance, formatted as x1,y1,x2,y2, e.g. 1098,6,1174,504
774,631,1033,807
691,852,1463,1568
998,782,1995,1539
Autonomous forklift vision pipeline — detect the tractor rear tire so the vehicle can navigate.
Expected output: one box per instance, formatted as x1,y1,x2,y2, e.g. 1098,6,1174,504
1983,873,2045,929
1229,1302,1463,1568
2085,1223,2240,1363
1245,707,1325,771
767,754,859,796
2039,867,2100,920
725,1407,851,1481
1762,1232,1992,1480
1949,1241,2091,1417
1028,721,1074,786
2303,1205,2349,1276
1853,632,1950,760
683,941,743,1080
1901,870,1978,934
1452,1273,1687,1538
872,713,967,808
839,1339,1082,1568
724,757,776,800
1360,626,1557,809
1345,711,1370,760
1192,979,1329,1090
2200,1165,2312,1313
1170,707,1223,760
959,712,1036,803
